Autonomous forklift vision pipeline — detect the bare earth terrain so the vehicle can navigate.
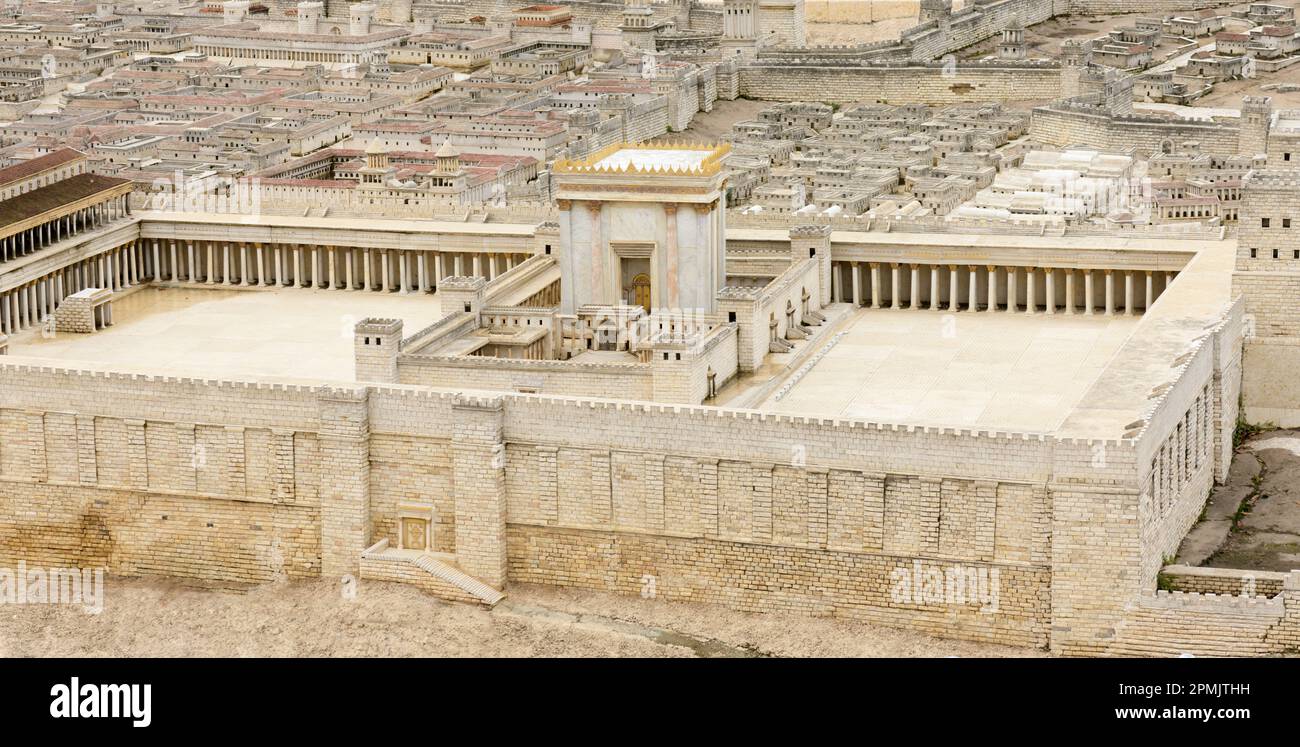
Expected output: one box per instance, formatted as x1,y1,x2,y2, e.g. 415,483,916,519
0,577,1044,658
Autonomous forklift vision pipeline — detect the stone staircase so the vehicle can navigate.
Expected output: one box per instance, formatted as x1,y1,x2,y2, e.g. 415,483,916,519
1107,592,1283,657
410,553,504,606
359,540,504,607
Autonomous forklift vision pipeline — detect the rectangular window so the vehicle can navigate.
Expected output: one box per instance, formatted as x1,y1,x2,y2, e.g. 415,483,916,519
1286,219,1292,228
1251,248,1258,258
1263,218,1271,228
1273,248,1280,259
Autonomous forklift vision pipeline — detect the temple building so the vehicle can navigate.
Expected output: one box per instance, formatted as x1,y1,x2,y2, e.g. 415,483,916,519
553,142,729,314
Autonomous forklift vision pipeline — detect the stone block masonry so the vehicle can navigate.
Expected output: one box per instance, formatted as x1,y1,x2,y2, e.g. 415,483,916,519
450,395,509,589
507,525,1051,647
0,344,1259,654
318,387,371,578
739,62,1063,106
53,288,113,334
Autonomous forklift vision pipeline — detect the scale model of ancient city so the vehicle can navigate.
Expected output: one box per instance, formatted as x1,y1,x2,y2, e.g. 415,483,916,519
5,0,1300,657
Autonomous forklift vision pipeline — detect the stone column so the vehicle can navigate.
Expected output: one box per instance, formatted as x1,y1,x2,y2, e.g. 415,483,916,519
452,395,509,589
664,203,679,307
1006,267,1017,312
967,266,978,312
909,264,920,309
890,264,901,310
929,265,940,310
318,387,371,578
986,266,997,312
1045,268,1055,315
1104,270,1114,316
870,263,882,309
1084,271,1094,315
1124,272,1135,316
1145,271,1154,311
1065,270,1075,315
948,265,959,311
850,262,861,307
1026,268,1036,315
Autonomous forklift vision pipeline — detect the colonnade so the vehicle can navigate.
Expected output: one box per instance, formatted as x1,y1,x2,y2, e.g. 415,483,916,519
0,237,534,335
0,241,135,335
132,239,532,292
0,194,130,262
830,262,1177,316
195,46,351,63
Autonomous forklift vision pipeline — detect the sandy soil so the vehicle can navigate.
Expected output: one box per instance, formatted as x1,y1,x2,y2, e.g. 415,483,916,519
0,576,1045,658
656,98,771,142
1200,63,1300,109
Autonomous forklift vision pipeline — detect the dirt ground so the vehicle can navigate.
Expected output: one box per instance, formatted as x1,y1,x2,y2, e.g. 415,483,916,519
658,98,771,142
1178,428,1300,572
0,576,1044,658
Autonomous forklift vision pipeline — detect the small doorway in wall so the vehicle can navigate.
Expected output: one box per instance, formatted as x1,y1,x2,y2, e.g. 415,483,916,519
398,503,434,552
401,518,429,551
629,273,651,311
620,256,651,312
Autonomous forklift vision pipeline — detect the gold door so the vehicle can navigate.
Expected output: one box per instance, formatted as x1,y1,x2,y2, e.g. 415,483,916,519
631,273,651,312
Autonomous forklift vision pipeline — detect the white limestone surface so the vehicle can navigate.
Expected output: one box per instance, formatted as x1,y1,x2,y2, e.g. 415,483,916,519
592,148,712,171
8,286,444,382
760,308,1139,433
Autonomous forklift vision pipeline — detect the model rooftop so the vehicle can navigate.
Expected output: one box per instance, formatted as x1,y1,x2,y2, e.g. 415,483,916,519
553,142,730,175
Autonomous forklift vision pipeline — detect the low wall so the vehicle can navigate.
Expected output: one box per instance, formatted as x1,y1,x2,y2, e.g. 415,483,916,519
1029,105,1243,157
397,355,655,400
1161,565,1287,597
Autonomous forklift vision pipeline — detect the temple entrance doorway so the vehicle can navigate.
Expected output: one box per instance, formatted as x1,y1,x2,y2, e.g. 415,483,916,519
621,258,651,312
629,273,651,311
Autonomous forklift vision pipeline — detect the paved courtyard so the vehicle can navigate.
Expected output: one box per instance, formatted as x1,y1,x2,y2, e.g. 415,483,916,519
762,308,1139,432
1180,429,1300,572
8,285,445,382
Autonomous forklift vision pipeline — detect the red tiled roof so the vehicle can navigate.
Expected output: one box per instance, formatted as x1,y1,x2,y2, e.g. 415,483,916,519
0,172,131,230
0,148,85,187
